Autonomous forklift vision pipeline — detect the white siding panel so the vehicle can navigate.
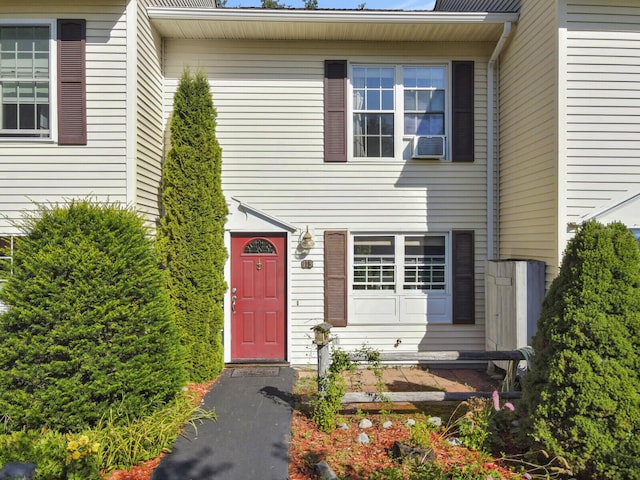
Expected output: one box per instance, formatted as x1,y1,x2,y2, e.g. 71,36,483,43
0,1,128,234
135,0,165,230
164,39,493,363
499,0,558,283
564,1,640,229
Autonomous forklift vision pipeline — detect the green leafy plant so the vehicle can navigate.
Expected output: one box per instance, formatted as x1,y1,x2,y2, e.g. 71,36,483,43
521,220,640,479
157,68,228,383
0,201,184,432
312,348,355,432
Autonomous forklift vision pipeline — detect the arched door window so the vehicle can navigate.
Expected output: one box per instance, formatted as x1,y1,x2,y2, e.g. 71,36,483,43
243,239,276,254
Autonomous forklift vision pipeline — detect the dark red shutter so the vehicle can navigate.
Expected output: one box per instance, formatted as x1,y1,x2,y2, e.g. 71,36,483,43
452,230,475,324
324,230,348,327
451,61,474,162
57,19,86,145
324,60,347,163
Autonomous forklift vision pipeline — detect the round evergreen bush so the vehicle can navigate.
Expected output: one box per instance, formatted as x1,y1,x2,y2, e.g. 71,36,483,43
0,201,185,432
521,220,640,479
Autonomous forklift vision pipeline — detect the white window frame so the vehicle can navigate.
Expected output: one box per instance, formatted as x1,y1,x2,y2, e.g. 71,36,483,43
348,62,450,161
349,232,452,325
0,19,57,143
0,235,17,286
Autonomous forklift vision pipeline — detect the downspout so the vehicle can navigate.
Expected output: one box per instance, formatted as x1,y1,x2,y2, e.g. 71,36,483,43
487,21,512,260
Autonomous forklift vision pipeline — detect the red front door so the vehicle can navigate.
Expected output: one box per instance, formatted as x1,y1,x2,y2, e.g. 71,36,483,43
231,234,286,361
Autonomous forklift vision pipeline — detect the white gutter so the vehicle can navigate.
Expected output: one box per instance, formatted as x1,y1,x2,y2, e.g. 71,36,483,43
125,0,138,206
487,21,512,260
147,7,519,24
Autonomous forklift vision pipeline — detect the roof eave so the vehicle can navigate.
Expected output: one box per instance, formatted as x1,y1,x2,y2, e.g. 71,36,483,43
147,7,519,24
147,8,519,41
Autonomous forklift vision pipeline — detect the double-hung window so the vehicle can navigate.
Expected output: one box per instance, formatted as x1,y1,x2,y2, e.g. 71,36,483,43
324,59,473,163
1,20,86,145
0,24,51,139
351,64,447,159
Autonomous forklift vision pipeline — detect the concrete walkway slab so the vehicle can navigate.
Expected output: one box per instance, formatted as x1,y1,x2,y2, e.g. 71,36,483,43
152,367,295,480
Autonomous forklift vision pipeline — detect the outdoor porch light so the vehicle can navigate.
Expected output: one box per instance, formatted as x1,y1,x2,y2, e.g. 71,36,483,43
300,225,315,251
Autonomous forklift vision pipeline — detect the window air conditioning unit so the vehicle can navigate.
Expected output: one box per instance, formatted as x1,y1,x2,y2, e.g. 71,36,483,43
412,135,446,159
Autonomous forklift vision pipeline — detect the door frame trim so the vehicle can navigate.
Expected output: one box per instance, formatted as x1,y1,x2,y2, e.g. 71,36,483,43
224,230,290,364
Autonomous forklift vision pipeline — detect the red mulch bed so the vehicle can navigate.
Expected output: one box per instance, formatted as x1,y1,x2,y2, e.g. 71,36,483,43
288,410,520,480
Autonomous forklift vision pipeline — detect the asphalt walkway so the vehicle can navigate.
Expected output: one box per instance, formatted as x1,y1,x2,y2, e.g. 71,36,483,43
151,366,295,480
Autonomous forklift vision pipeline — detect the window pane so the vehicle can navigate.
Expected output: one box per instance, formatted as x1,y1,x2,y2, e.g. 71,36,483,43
353,89,365,109
382,90,394,110
34,53,48,78
366,136,380,157
0,52,17,78
380,67,394,88
2,103,17,129
366,90,380,110
19,103,35,129
380,114,394,135
37,103,49,129
353,68,365,88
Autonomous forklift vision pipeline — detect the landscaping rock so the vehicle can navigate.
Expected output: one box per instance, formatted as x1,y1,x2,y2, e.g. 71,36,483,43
447,437,462,446
337,423,349,430
406,418,416,427
391,442,435,464
382,420,393,429
356,432,370,444
428,416,442,427
316,461,338,480
0,462,36,479
358,418,373,429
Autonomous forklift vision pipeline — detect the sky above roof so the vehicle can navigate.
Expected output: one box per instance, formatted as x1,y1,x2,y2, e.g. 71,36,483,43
226,0,436,10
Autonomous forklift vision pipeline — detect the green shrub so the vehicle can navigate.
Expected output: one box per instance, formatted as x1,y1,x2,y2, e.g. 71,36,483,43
157,68,228,382
0,201,185,432
521,220,640,479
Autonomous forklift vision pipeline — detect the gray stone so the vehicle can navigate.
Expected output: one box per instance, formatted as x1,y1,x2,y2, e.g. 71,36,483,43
391,442,435,464
427,416,442,427
358,418,373,429
447,437,462,447
382,420,393,429
356,432,370,444
0,462,36,480
406,418,416,427
316,461,338,480
337,422,349,430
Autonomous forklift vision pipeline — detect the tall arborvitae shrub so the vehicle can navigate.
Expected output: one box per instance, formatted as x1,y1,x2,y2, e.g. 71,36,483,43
521,221,640,479
157,69,228,382
0,201,184,432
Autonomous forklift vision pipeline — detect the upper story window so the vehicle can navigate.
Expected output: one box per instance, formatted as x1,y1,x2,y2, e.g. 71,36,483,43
351,64,447,159
0,25,51,139
0,19,86,145
324,60,474,163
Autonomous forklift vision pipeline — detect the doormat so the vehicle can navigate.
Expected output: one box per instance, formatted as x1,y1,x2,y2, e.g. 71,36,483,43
231,367,280,377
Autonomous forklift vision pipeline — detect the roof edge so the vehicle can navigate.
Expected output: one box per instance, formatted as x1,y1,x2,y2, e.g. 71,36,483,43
147,7,519,24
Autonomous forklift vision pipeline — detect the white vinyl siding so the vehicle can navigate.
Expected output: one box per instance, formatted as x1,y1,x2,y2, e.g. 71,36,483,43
163,39,490,364
562,1,640,229
135,0,164,231
0,1,128,235
498,0,559,283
